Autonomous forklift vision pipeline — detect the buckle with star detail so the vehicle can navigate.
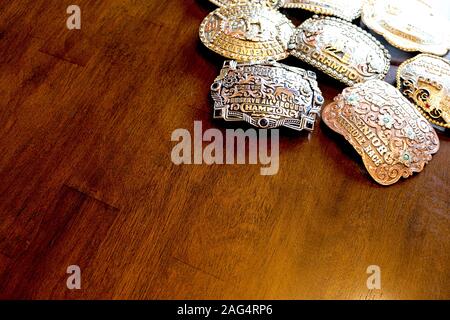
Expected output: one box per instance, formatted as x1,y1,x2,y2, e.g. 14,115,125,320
211,59,324,131
289,15,390,86
322,80,440,186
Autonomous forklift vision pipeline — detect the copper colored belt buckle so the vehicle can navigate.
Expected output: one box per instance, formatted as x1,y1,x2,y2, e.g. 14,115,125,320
322,80,440,186
211,60,324,131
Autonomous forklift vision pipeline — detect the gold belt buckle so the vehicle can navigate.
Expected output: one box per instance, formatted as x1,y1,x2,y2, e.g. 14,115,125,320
289,16,390,86
322,80,440,186
211,59,324,131
397,54,450,130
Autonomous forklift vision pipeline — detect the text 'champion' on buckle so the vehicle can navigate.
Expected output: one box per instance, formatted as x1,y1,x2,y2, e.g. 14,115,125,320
289,15,390,86
211,59,324,132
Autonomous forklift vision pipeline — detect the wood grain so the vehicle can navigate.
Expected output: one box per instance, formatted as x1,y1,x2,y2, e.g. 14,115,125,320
0,0,449,300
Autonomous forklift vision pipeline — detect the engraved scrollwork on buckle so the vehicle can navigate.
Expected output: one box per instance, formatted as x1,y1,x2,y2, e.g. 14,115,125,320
289,16,390,86
322,80,440,186
397,54,450,129
211,60,324,131
199,3,295,62
282,0,362,21
209,0,285,9
362,0,450,56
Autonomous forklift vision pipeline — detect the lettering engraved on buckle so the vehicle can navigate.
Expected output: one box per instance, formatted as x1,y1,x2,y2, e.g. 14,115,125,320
211,60,324,131
282,0,362,21
209,0,285,9
199,3,295,62
289,16,390,86
322,80,440,186
397,54,450,129
362,0,450,56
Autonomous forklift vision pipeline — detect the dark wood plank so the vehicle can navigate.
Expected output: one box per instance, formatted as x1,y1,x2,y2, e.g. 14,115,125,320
0,185,118,299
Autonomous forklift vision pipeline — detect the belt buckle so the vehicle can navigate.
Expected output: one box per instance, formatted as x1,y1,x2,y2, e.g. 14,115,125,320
199,3,295,62
361,0,450,56
322,80,440,186
397,54,450,130
209,0,285,9
211,59,324,131
282,0,362,21
290,15,390,86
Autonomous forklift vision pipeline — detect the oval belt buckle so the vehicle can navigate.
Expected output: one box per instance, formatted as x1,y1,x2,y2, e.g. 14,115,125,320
362,0,450,56
397,54,450,130
211,59,324,131
322,80,440,186
282,0,362,21
199,3,295,62
289,16,390,86
209,0,285,9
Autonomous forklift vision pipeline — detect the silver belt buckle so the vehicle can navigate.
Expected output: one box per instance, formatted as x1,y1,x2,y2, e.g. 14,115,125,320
211,59,324,132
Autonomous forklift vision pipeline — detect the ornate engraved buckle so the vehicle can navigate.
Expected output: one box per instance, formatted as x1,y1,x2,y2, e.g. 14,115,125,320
211,60,324,131
199,3,295,62
362,0,450,56
397,54,450,130
209,0,285,9
322,80,440,186
282,0,362,21
289,15,390,86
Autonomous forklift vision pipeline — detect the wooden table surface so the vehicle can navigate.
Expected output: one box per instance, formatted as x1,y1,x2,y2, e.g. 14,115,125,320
0,0,449,300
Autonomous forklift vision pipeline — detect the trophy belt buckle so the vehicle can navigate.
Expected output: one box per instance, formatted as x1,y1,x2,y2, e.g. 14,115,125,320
282,0,362,21
361,0,450,56
289,15,390,86
209,0,285,9
211,59,324,132
199,3,295,62
322,80,440,186
397,54,450,130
